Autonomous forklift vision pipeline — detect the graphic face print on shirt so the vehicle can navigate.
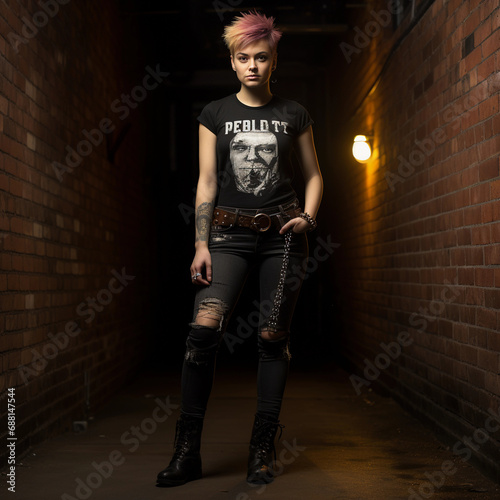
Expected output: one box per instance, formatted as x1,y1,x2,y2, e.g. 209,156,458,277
229,131,279,197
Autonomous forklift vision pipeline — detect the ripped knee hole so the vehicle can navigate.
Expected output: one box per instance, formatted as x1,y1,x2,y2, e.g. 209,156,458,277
193,298,228,329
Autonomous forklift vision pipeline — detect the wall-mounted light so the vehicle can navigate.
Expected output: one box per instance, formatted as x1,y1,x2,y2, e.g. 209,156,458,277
352,135,372,163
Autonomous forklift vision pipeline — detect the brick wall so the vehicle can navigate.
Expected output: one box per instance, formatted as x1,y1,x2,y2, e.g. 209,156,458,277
0,0,158,463
326,0,500,481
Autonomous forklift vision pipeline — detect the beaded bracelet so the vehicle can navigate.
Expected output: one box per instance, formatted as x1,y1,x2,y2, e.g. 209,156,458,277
299,212,317,230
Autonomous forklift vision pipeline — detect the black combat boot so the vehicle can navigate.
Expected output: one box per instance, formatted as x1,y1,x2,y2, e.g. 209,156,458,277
156,413,204,486
247,413,284,484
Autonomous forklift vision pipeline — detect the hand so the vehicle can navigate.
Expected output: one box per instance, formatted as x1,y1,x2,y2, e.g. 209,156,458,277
279,217,311,234
190,246,212,285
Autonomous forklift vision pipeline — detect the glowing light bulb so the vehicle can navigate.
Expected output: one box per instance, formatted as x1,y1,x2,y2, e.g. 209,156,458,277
352,135,372,163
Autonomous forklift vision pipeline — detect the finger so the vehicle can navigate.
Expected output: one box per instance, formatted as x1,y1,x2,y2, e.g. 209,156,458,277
279,221,293,234
190,269,202,284
194,271,210,285
206,262,212,282
281,217,302,234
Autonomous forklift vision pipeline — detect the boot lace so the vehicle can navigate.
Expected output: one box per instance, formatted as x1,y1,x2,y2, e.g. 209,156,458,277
172,418,198,461
253,421,285,464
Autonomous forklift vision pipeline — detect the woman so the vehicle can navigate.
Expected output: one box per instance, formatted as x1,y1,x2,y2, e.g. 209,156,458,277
157,10,323,487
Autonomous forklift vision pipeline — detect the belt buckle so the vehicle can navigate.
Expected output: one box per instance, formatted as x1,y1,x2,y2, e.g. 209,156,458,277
252,213,271,232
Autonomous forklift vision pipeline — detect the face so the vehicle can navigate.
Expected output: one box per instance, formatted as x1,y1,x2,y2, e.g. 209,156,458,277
229,131,279,196
231,39,276,89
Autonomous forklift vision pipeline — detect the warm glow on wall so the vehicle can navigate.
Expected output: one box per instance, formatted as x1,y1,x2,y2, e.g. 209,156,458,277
352,135,372,163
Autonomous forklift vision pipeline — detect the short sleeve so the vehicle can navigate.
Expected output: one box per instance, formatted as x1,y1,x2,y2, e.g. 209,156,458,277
197,102,217,134
295,103,314,134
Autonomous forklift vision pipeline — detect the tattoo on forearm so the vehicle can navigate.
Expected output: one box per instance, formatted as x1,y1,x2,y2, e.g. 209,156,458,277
196,201,214,242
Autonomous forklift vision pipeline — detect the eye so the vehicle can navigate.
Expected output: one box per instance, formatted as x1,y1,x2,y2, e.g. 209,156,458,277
257,146,275,154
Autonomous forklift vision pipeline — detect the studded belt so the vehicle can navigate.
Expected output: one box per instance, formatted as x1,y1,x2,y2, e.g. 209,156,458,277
212,203,301,232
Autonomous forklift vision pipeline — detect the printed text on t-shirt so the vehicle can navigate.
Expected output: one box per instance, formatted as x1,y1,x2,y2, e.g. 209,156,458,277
224,120,289,135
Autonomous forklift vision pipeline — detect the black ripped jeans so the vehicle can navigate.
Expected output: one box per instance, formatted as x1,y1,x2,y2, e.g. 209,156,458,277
181,212,308,422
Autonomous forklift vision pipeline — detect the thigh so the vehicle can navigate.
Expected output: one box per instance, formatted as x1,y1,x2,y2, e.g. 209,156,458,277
191,248,252,331
258,232,309,332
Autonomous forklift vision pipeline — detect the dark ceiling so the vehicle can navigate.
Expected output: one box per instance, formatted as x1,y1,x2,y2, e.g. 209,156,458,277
118,0,354,76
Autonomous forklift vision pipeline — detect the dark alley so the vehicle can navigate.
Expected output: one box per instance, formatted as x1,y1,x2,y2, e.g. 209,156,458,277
0,0,499,499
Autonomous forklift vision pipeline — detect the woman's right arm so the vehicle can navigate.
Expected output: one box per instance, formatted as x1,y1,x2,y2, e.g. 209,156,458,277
190,123,218,286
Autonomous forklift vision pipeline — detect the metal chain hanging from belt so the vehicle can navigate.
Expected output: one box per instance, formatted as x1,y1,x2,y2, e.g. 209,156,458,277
267,230,293,333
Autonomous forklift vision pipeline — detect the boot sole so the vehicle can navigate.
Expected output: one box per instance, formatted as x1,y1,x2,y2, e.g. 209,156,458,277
156,472,202,487
247,473,274,485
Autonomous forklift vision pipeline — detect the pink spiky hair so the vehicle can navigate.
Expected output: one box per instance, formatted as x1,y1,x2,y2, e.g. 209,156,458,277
223,10,283,55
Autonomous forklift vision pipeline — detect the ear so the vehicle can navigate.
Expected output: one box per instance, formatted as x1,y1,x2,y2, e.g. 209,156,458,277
272,54,278,71
230,54,236,71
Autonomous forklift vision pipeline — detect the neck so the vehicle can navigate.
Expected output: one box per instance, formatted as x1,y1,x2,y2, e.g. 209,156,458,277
236,85,273,107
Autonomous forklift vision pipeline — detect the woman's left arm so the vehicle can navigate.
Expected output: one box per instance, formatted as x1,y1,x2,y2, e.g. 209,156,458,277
280,125,323,234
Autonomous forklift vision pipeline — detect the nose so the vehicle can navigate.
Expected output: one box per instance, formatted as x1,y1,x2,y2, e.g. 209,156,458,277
248,58,257,70
246,145,258,162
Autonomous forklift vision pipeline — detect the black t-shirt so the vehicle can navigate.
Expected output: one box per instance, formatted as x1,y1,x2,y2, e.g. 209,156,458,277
197,93,313,209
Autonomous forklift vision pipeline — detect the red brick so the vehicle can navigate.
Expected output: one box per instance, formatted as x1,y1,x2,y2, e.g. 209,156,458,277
479,311,498,335
485,245,500,265
487,331,500,351
478,55,496,83
481,29,500,59
458,267,475,285
478,157,499,181
491,180,500,200
481,201,495,222
470,183,490,204
465,285,486,306
467,365,486,388
478,348,499,372
475,268,495,286
474,17,492,45
456,228,472,245
463,46,482,73
460,343,479,364
490,222,500,242
469,324,488,347
493,8,500,31
477,136,499,161
478,94,498,122
471,225,490,245
485,288,500,308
